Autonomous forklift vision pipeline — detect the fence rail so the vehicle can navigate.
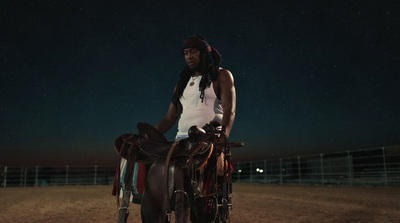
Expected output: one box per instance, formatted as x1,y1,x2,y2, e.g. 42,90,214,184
2,145,400,188
232,145,400,186
1,165,115,187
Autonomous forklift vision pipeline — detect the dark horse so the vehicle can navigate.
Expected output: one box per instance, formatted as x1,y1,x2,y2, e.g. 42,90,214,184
114,121,243,223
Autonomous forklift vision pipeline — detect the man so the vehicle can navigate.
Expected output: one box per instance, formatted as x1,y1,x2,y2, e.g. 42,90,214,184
155,35,236,141
153,35,236,221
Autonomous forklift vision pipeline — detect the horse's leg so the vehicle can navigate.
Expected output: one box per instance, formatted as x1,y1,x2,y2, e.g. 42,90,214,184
141,160,168,223
174,165,190,223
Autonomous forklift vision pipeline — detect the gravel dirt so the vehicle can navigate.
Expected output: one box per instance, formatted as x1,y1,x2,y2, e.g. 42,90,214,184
0,183,399,222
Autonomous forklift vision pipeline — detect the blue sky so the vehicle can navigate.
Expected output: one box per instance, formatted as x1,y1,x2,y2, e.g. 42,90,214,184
1,1,399,165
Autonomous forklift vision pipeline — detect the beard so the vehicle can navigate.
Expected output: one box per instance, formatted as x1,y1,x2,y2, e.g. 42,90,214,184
189,62,206,74
191,66,201,73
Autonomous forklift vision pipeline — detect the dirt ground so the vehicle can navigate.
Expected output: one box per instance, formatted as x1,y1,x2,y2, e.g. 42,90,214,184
0,183,399,223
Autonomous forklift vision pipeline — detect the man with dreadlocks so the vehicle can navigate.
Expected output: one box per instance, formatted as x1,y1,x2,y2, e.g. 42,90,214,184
114,35,236,222
155,35,236,140
154,35,236,221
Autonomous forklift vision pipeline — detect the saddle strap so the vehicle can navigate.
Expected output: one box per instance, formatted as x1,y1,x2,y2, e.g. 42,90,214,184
117,144,137,223
163,141,179,217
174,166,190,223
187,142,209,177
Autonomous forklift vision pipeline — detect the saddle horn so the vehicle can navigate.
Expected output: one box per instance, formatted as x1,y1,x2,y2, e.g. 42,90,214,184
188,126,209,143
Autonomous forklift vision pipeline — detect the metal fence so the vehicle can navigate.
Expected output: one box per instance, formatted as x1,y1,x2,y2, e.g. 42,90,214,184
1,165,116,187
232,145,400,186
2,145,400,188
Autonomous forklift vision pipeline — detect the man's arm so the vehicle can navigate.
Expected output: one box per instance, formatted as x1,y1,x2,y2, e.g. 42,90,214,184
155,100,182,134
219,69,236,137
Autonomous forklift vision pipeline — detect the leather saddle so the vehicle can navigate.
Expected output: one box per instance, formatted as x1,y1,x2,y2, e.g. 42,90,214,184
115,122,215,168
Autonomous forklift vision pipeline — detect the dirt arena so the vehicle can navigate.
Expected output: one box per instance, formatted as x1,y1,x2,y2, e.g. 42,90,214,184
0,183,399,222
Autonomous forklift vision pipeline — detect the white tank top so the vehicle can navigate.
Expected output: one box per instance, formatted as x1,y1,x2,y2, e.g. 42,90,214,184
176,76,223,140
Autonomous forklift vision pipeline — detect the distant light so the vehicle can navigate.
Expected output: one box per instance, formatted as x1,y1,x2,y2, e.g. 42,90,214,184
259,169,264,173
256,168,260,172
238,170,242,173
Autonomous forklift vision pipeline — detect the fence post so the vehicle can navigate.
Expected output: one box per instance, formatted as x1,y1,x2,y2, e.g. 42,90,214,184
264,160,267,184
347,151,353,186
279,158,283,184
237,163,240,182
35,166,39,187
320,154,324,185
94,165,98,185
270,162,273,184
249,162,253,182
20,167,23,187
24,167,27,187
298,156,302,184
3,166,6,188
66,165,69,186
382,147,388,186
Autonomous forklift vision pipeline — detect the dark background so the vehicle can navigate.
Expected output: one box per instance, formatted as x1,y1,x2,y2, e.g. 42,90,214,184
1,0,399,165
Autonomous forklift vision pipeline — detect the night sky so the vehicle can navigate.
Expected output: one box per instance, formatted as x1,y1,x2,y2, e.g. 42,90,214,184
1,1,399,165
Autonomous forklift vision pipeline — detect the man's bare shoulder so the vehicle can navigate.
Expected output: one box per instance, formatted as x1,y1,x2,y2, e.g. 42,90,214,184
218,68,234,83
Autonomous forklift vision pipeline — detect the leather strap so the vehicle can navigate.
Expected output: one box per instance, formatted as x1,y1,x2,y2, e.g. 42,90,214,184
117,143,137,223
163,141,179,219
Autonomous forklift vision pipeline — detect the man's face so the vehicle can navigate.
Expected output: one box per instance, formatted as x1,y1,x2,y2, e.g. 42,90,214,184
183,48,201,70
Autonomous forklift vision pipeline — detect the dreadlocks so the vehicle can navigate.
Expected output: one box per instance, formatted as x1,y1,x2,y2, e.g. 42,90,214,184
172,35,222,108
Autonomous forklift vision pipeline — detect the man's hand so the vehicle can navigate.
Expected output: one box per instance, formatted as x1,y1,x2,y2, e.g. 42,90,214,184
215,131,228,152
